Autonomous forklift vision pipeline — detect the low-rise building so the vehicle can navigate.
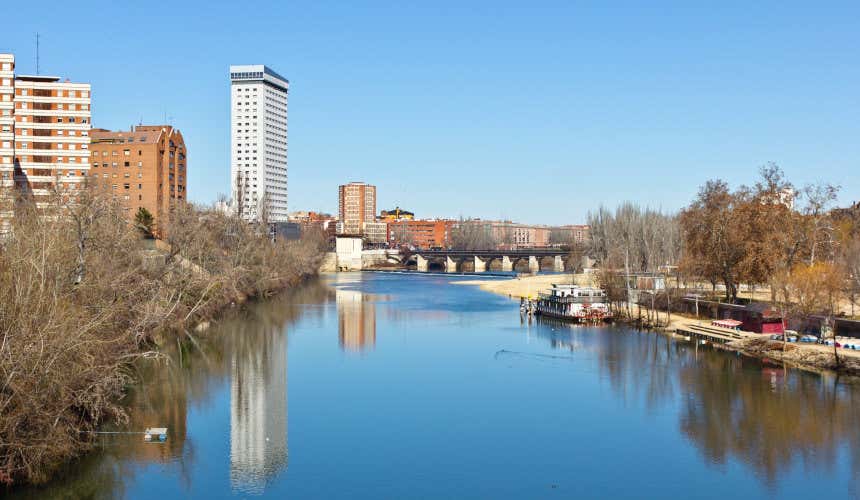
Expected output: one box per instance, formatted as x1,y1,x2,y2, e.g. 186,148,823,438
362,221,388,245
388,219,454,249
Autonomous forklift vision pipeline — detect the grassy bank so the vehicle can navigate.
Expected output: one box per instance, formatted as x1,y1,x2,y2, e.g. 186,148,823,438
0,192,325,486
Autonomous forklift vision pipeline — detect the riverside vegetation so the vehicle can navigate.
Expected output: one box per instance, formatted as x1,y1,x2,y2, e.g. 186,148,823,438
0,188,326,486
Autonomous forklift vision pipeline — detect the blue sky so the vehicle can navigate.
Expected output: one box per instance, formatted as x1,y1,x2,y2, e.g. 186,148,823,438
3,1,858,224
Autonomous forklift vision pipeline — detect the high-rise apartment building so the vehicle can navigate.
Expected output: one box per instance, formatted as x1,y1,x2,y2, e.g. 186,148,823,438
0,55,15,229
89,125,187,236
0,53,91,231
338,182,376,235
229,65,289,222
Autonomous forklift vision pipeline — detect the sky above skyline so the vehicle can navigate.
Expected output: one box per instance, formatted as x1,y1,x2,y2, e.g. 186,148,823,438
3,1,858,225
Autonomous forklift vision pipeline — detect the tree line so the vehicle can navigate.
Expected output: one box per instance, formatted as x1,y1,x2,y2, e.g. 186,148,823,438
586,164,859,345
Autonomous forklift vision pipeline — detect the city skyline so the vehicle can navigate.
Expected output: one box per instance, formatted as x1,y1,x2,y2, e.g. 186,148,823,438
2,2,858,225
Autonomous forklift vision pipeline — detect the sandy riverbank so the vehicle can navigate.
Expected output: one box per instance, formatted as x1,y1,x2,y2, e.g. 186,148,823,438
455,272,596,299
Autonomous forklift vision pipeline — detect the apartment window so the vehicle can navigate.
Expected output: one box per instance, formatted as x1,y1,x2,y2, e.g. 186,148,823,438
123,149,130,156
112,151,118,156
124,162,129,167
138,183,142,189
123,183,130,189
137,162,142,167
124,172,130,178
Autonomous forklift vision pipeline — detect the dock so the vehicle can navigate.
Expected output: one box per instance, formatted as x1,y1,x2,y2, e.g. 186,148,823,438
675,323,752,344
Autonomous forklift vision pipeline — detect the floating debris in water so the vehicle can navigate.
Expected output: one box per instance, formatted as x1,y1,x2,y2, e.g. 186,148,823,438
144,428,168,443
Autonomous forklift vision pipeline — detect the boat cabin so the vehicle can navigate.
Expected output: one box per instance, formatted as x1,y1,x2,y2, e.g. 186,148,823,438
547,284,606,300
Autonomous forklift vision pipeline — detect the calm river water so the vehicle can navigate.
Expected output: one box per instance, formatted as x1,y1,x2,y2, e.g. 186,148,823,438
11,273,860,499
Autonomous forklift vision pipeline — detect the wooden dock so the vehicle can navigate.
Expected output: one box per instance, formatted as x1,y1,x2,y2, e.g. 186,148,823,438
675,323,751,344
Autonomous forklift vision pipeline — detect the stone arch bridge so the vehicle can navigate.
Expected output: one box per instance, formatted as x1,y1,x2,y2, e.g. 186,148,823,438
408,249,568,273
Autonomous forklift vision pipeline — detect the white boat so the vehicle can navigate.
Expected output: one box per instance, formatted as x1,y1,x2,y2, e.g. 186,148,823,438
534,284,612,323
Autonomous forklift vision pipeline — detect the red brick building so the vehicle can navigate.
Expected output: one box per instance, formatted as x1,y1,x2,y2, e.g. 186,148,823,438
388,219,454,249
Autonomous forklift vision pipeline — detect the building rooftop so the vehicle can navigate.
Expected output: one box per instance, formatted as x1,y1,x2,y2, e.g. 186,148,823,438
15,75,61,82
90,125,180,145
229,64,289,93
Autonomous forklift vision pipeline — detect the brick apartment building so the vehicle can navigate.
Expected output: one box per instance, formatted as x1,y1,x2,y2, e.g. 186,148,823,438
1,53,92,232
89,125,186,235
338,182,376,235
388,219,454,249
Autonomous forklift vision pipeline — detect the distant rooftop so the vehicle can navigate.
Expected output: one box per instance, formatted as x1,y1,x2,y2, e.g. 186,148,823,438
91,125,181,145
15,75,60,82
229,64,289,85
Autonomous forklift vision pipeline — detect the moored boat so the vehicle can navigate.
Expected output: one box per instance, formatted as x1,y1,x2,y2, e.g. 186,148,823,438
534,284,612,323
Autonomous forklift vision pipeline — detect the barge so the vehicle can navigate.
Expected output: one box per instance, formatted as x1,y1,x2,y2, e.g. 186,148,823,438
534,284,612,323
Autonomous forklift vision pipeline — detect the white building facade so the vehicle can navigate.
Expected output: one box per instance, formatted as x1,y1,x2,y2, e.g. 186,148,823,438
229,65,289,222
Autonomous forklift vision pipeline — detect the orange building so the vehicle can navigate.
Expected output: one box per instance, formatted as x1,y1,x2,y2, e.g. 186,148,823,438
338,182,376,235
89,125,187,236
388,219,454,249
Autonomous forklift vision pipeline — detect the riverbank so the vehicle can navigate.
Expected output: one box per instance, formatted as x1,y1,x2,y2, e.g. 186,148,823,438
459,272,860,377
456,272,596,298
0,198,326,487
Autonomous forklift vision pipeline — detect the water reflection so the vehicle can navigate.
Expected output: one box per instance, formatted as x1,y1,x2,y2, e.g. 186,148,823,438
678,354,860,490
229,317,288,493
528,318,860,491
8,275,860,498
336,287,376,352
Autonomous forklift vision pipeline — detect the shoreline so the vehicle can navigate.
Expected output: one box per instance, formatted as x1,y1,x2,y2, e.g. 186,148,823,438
458,273,860,377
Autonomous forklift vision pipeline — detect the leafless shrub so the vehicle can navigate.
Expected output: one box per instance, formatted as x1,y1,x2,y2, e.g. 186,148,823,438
0,190,324,486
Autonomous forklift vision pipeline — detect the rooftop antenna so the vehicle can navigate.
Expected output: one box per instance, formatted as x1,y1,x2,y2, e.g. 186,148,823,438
35,33,40,75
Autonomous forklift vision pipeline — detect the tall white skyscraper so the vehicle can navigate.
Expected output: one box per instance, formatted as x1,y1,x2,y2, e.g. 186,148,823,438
229,65,289,222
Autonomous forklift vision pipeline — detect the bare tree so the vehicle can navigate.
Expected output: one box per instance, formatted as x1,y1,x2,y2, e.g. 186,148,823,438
450,218,497,250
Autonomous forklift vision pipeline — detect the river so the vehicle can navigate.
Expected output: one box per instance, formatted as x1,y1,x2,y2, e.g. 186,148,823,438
10,272,860,498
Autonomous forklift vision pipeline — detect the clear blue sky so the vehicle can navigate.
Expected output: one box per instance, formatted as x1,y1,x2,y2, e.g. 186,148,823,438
3,1,858,224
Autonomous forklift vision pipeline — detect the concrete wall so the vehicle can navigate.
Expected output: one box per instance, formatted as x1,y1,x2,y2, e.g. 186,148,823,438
336,237,363,271
361,249,400,269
